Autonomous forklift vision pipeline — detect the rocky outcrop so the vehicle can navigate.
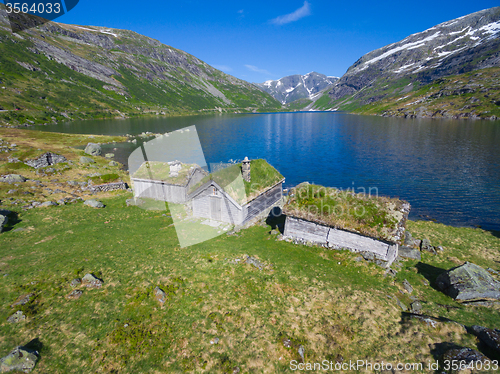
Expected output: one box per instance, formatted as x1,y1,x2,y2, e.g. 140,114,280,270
84,143,102,156
0,346,39,373
84,199,105,208
81,273,103,288
470,325,500,354
0,174,27,183
0,214,8,233
436,262,500,302
24,152,67,169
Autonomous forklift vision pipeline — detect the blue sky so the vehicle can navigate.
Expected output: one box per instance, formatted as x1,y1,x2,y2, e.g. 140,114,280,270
56,1,499,83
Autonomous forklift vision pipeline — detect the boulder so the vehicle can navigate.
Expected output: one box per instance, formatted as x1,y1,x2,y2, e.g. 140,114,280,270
0,174,26,183
70,278,82,287
38,201,57,208
0,346,38,373
470,325,500,354
403,279,413,293
84,199,105,208
67,290,83,300
109,161,119,167
7,311,25,323
436,262,500,302
24,152,66,169
154,286,167,305
246,256,264,270
398,246,421,260
420,238,436,254
441,347,488,368
81,273,103,288
80,156,95,164
11,294,33,307
0,214,8,233
410,301,422,314
84,143,101,156
104,153,114,159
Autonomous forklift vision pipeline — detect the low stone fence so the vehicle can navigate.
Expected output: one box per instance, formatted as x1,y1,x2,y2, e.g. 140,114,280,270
89,182,128,192
25,152,67,169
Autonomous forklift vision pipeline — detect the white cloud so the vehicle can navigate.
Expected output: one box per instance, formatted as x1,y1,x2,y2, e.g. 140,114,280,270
270,1,311,25
213,64,233,72
244,64,272,75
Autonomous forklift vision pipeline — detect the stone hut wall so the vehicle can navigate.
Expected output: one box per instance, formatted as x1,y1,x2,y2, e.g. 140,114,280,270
284,216,398,267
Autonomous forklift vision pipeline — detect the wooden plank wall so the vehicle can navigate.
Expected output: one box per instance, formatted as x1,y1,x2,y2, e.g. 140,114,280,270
132,179,187,203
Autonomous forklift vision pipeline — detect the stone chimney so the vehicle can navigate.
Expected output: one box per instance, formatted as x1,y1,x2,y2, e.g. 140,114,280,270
242,157,251,182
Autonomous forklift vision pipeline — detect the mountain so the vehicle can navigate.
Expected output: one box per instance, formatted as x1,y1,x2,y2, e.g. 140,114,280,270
255,72,338,105
314,6,500,118
0,9,280,126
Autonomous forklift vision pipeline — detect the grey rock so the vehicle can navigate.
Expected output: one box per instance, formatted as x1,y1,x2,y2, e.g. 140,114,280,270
210,337,219,345
67,289,83,300
0,346,39,373
109,161,119,167
298,345,305,362
410,301,422,314
441,347,488,366
67,181,79,187
436,262,500,302
70,278,82,287
7,190,17,194
24,152,66,169
7,311,25,323
0,174,27,183
104,153,114,159
403,279,413,293
398,246,421,260
81,273,103,288
11,293,33,307
420,238,436,253
246,256,264,270
154,286,167,305
39,201,57,208
395,297,407,311
79,156,95,164
270,229,279,235
84,199,105,208
0,214,8,233
84,143,101,156
470,325,500,354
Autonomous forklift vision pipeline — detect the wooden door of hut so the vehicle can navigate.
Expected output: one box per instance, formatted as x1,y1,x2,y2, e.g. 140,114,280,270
210,196,222,221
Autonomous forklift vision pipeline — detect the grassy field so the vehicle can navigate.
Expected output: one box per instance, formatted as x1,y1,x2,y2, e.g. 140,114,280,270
0,194,499,373
0,128,499,373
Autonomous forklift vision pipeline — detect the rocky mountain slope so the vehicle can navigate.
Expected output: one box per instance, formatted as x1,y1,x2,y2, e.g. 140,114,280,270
255,72,337,105
0,9,280,126
314,6,500,117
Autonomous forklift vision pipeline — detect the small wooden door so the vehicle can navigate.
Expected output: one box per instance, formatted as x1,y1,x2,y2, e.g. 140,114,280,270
210,196,222,221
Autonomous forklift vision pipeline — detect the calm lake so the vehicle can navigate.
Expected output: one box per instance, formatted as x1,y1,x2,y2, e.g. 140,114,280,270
37,112,500,231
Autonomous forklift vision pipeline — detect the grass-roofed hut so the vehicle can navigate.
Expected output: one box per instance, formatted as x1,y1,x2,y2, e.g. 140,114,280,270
283,183,411,267
188,159,285,225
131,161,207,203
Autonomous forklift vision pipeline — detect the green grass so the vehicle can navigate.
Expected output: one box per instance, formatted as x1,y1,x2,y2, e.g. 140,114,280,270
132,161,197,185
1,194,499,373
